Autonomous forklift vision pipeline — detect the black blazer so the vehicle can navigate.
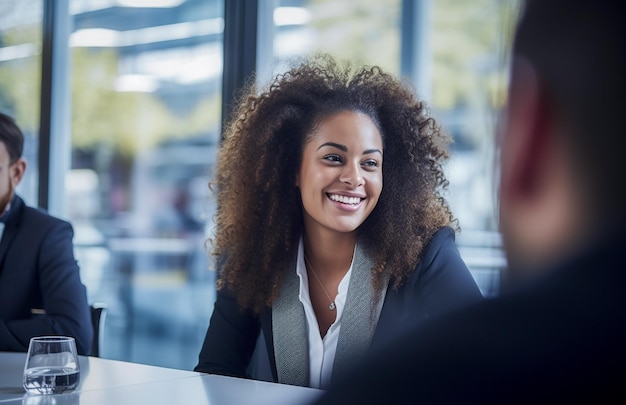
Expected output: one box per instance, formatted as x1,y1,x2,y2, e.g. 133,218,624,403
195,226,483,384
0,195,93,354
315,230,626,403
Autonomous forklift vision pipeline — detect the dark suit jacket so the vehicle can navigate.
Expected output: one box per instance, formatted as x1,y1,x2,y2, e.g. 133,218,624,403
0,195,93,355
314,230,626,403
195,226,483,385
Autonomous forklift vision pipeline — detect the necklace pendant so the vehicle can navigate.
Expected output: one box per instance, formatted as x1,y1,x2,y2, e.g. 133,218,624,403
329,302,336,311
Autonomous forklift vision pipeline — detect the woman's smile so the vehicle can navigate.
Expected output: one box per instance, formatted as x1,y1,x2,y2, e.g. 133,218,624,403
327,192,365,210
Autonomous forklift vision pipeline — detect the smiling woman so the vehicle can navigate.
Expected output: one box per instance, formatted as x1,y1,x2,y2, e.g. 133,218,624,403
297,110,384,337
194,54,483,389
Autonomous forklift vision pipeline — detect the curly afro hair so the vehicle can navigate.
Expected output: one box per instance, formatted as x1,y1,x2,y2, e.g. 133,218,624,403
211,54,456,313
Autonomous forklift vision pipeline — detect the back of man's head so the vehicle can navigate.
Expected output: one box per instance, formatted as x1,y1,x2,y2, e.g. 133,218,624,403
0,111,24,164
513,0,626,218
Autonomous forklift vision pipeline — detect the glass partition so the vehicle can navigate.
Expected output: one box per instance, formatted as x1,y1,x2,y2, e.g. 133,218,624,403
257,0,402,85
1,0,518,371
68,0,223,369
429,0,518,296
0,0,43,205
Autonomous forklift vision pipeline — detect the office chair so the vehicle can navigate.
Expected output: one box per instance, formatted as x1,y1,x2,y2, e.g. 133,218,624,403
89,302,107,357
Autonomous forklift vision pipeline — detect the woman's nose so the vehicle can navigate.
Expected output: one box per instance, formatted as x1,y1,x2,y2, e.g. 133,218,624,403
340,162,364,187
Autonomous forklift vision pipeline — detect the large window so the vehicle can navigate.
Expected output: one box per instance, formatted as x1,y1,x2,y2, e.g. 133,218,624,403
0,0,517,371
257,0,402,84
0,0,43,205
68,0,223,369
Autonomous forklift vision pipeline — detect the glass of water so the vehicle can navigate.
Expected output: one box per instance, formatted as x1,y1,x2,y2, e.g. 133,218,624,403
23,336,80,394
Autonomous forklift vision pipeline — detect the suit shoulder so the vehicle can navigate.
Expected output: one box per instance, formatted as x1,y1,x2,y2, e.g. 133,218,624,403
427,225,455,246
21,205,73,231
418,226,457,266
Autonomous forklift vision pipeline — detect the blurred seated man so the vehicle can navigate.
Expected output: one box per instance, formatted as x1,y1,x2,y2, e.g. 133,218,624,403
314,0,626,402
0,111,93,355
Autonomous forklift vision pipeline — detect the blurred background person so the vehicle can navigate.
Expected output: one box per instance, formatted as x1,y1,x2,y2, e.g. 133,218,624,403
313,0,626,402
0,111,93,355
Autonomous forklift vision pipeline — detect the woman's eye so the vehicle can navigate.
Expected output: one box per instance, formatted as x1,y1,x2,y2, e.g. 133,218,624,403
323,155,342,163
362,160,379,168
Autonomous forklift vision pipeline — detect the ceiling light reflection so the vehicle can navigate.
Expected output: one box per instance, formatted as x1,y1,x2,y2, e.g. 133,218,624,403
273,7,311,26
114,74,159,92
116,0,185,8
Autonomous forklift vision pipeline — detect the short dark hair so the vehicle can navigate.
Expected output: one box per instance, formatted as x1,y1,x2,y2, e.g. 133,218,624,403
0,111,24,164
513,0,626,215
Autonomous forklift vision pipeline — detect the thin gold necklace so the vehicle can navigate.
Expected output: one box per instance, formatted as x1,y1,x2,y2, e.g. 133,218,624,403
304,255,337,311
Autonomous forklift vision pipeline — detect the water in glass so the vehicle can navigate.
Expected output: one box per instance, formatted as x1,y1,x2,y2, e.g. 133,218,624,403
23,337,80,394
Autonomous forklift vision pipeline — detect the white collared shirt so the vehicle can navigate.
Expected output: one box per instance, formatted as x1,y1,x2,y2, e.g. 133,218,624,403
295,238,353,389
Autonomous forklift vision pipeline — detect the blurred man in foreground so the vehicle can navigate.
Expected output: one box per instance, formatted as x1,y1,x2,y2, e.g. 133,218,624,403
313,0,626,402
0,111,93,354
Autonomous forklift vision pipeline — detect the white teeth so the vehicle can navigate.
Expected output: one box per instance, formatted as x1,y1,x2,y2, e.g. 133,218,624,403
329,194,361,205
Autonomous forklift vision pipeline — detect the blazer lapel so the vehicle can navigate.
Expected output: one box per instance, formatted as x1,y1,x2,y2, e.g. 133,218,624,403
271,243,390,386
0,195,24,272
272,255,309,387
332,242,389,382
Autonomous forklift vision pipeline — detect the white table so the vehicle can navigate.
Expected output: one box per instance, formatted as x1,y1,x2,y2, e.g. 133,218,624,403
0,352,322,404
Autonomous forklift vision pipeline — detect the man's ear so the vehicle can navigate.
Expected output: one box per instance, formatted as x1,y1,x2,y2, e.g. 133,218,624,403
499,57,553,204
9,158,26,187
